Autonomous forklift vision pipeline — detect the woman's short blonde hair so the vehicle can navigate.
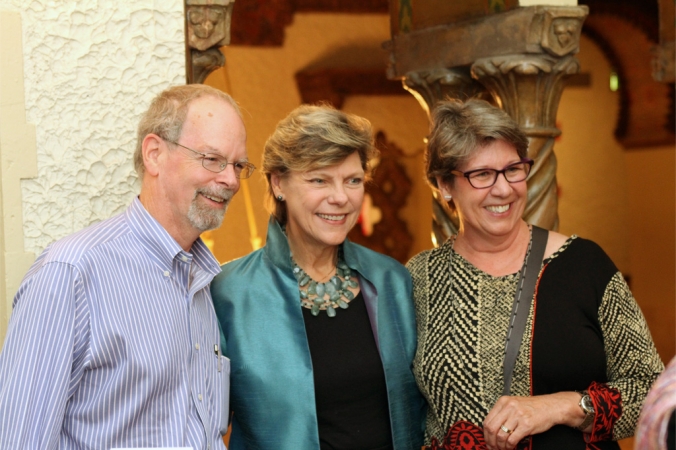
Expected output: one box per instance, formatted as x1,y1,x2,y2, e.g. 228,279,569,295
425,98,529,190
262,104,378,225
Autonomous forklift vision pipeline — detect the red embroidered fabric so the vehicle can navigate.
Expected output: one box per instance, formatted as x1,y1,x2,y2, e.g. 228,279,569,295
424,421,530,450
586,381,622,443
424,421,486,450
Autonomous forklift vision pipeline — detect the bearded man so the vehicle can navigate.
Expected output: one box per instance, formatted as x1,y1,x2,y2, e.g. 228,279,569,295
0,84,252,450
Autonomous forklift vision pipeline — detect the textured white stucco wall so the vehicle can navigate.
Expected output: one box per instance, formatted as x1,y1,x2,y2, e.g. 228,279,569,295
0,10,37,343
0,0,185,255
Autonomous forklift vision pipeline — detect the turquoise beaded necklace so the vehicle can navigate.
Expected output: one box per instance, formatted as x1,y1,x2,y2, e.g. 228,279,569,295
291,250,359,317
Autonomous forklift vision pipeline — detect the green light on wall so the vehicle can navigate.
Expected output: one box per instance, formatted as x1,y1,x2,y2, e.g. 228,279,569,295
609,71,619,92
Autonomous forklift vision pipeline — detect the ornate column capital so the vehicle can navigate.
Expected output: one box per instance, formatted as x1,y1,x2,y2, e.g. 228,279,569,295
402,67,488,116
471,54,580,132
185,0,234,84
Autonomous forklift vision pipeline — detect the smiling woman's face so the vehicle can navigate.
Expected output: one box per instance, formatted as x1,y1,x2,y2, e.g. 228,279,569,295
438,139,528,241
272,151,365,252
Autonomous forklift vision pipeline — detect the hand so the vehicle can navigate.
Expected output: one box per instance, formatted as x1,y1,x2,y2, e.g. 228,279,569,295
482,392,584,450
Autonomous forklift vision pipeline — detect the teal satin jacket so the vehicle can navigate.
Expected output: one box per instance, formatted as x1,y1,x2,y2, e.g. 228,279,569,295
211,217,425,450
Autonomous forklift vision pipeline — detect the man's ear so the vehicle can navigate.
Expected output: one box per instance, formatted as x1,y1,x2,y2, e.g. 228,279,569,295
142,134,164,177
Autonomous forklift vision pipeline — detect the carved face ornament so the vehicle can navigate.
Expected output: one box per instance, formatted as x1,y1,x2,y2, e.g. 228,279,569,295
187,5,230,51
542,13,582,57
554,21,577,47
189,7,222,39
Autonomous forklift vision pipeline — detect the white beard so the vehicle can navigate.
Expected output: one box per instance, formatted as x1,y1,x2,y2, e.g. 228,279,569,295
187,187,234,232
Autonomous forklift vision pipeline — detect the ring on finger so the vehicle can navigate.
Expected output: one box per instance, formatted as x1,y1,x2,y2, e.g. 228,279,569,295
500,425,513,435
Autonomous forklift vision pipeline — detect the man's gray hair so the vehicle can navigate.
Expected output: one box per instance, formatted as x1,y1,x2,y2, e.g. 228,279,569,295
134,84,241,177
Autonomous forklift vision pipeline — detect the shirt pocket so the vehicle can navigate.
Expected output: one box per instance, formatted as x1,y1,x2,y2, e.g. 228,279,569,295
218,355,231,436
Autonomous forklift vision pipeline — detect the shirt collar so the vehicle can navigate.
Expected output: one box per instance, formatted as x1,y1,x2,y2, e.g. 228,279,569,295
125,197,220,275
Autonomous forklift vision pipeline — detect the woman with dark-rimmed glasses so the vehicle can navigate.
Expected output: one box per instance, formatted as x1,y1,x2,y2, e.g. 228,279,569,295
407,98,663,450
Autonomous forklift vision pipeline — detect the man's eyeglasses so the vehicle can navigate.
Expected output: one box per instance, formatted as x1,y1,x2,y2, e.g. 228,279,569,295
451,159,534,189
165,139,256,179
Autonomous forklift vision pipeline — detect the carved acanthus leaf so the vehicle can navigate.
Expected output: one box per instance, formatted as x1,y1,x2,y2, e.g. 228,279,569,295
403,68,487,115
472,54,579,127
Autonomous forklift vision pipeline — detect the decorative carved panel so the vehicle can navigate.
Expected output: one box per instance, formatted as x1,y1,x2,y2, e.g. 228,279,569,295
348,132,413,263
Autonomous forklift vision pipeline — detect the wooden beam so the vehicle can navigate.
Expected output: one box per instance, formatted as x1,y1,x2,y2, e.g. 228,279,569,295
229,0,387,46
295,67,406,108
294,0,387,13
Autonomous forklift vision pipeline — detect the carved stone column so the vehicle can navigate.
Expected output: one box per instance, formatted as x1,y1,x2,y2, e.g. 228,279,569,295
386,5,589,242
185,0,234,84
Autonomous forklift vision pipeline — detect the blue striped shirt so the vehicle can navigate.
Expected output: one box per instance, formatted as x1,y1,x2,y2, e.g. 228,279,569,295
0,198,228,450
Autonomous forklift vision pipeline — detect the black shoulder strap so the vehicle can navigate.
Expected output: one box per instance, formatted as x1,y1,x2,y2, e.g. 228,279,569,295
503,225,548,396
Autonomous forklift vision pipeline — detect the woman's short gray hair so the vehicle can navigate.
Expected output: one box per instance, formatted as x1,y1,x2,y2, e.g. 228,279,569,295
425,98,529,190
134,84,241,177
262,104,378,225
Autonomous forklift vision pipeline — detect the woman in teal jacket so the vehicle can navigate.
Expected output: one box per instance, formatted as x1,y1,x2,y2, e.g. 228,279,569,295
211,104,425,450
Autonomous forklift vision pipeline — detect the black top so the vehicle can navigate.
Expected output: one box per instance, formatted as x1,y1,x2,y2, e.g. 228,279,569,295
302,291,393,450
530,238,618,449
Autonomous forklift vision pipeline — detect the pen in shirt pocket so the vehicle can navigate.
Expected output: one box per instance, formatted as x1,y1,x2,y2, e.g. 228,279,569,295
215,344,222,372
